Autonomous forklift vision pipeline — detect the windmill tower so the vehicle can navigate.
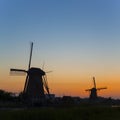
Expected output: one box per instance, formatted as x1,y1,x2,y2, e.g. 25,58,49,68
10,42,50,103
85,77,107,100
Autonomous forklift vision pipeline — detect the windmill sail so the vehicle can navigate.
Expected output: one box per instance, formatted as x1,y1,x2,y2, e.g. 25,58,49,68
10,69,27,75
93,77,96,89
97,87,107,90
24,42,33,93
43,75,50,94
85,76,107,100
28,42,33,70
10,69,27,72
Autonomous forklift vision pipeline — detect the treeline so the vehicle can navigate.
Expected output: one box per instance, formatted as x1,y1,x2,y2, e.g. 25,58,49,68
0,89,18,101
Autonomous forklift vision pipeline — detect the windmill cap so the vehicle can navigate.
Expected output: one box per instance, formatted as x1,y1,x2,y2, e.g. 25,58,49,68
28,67,45,75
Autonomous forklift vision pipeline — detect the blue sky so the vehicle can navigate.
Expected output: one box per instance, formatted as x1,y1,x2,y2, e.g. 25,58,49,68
1,0,120,98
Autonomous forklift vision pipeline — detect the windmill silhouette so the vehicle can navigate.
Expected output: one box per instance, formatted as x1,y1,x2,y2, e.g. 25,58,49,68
10,42,50,102
85,77,107,100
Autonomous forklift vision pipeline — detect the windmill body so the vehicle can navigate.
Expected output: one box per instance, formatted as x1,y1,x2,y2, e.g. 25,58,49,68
24,68,45,101
90,88,97,99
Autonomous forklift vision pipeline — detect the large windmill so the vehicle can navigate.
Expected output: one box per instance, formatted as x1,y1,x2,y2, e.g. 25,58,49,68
85,77,107,100
10,42,50,102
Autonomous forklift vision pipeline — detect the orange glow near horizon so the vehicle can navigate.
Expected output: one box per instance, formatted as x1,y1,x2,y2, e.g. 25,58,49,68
1,72,120,99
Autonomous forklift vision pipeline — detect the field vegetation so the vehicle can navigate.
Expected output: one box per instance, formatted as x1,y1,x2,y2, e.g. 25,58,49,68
0,90,120,120
0,105,120,120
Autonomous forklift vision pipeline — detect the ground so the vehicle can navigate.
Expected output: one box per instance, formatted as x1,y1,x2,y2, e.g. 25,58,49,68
0,105,120,120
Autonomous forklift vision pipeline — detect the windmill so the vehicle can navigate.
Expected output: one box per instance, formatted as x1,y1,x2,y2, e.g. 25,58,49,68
10,42,50,102
85,77,107,100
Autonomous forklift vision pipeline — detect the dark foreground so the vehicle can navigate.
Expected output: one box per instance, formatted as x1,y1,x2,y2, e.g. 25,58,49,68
0,105,120,120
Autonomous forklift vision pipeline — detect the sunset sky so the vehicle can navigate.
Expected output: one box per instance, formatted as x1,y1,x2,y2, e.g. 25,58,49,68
1,0,120,98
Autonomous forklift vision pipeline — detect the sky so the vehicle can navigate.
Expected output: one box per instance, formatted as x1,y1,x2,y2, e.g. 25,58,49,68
0,0,120,98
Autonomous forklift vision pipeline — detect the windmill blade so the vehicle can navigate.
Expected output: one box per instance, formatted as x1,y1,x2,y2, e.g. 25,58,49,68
85,89,92,91
97,87,107,90
10,69,27,75
10,71,26,76
23,42,33,92
42,75,50,94
93,77,96,89
23,74,29,93
28,42,33,70
42,62,53,73
43,75,49,94
45,71,53,73
10,69,27,72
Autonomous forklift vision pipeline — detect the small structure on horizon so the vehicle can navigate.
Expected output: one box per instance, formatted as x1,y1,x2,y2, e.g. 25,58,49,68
85,77,107,100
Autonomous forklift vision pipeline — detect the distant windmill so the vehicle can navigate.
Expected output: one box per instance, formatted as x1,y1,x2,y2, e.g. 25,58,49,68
10,42,50,102
85,77,107,100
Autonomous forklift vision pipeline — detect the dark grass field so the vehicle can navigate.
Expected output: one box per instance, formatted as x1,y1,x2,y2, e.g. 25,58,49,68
0,106,120,120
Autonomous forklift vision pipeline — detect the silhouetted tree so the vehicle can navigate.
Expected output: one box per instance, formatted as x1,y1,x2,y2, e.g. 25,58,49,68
0,89,14,101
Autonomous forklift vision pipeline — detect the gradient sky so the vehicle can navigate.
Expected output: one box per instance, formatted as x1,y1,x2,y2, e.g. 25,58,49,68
1,0,120,98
